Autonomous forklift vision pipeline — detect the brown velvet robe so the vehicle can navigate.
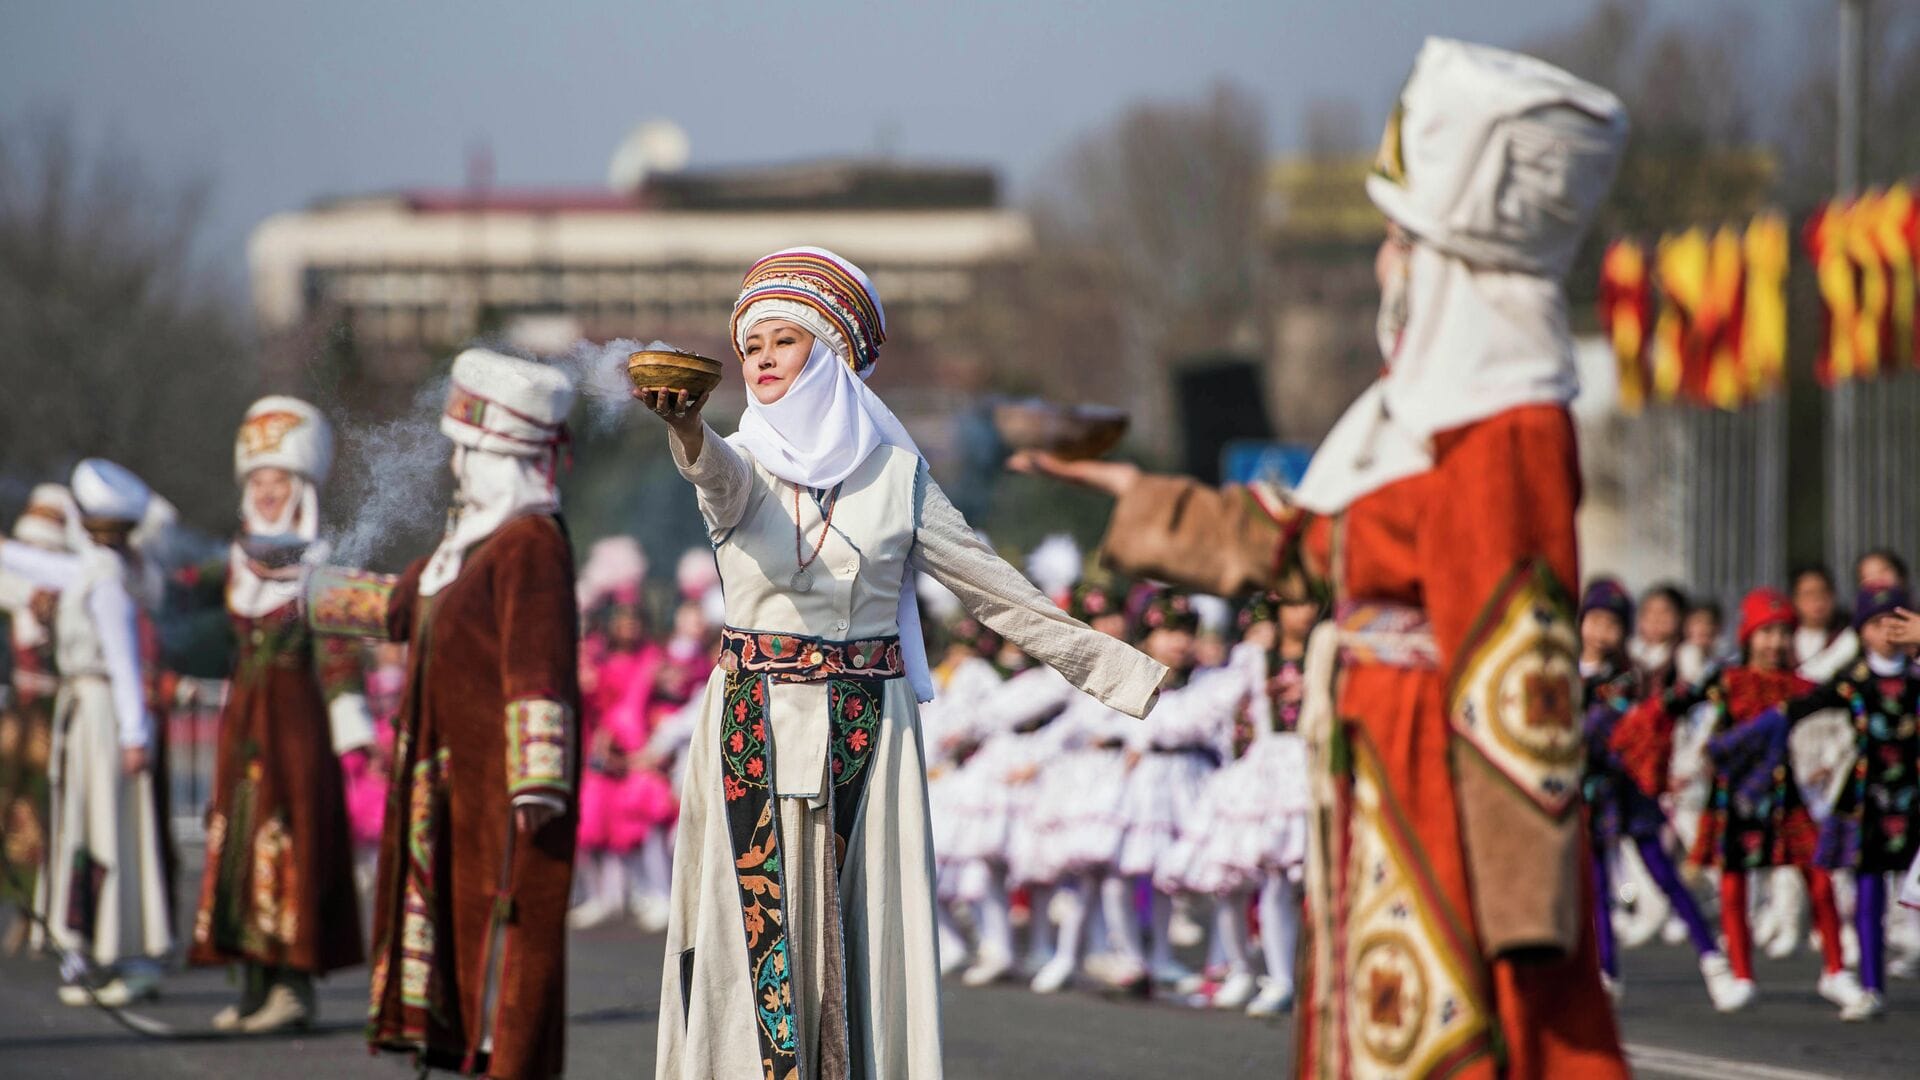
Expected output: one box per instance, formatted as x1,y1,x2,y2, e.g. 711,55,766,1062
366,514,579,1080
189,594,365,975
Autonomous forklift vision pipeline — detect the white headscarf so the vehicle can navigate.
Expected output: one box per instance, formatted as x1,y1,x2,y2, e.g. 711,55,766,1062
420,445,561,597
228,473,325,618
730,271,935,702
1292,244,1577,514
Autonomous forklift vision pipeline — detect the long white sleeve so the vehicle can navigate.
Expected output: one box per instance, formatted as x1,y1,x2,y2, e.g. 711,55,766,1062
670,423,757,538
0,571,33,614
0,540,82,590
911,467,1165,718
88,574,151,749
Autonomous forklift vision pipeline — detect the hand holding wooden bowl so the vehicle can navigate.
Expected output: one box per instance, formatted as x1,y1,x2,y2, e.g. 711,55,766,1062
992,399,1130,461
627,348,724,397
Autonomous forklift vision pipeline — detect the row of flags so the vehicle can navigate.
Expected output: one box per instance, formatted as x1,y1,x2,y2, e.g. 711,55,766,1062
1599,214,1788,412
1807,186,1917,386
1598,182,1920,413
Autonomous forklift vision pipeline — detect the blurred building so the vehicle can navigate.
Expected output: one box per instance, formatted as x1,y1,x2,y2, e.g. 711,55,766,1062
1261,155,1382,443
248,158,1032,411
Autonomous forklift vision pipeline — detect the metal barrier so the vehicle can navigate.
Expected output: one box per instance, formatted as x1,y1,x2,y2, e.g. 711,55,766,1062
165,677,228,845
1827,375,1920,579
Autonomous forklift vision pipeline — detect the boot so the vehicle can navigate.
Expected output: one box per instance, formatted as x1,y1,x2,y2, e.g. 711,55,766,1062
239,972,315,1034
212,965,271,1031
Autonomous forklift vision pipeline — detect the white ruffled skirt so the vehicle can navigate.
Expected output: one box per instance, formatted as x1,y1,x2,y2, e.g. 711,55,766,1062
1011,744,1130,887
1156,734,1312,895
1113,748,1217,880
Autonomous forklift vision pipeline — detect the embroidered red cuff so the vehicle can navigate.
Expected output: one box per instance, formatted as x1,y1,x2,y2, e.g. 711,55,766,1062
506,697,574,801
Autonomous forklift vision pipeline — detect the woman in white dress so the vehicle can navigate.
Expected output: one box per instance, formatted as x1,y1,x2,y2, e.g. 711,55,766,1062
637,246,1165,1080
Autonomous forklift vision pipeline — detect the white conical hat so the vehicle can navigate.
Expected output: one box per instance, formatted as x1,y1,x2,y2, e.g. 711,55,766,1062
1367,37,1628,278
70,458,151,523
235,395,335,483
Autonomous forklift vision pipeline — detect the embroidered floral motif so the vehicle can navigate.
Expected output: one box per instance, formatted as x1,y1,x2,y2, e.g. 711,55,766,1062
505,698,573,798
395,748,448,1037
719,663,890,1077
250,815,298,946
194,812,227,945
719,670,798,1077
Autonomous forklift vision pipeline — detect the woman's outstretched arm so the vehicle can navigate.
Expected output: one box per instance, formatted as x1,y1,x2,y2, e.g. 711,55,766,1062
911,461,1166,718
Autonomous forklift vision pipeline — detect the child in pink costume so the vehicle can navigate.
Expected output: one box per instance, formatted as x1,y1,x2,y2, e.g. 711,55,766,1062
341,641,405,895
572,596,670,929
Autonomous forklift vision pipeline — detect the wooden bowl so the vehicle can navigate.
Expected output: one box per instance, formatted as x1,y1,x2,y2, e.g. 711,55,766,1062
627,349,724,396
993,399,1131,461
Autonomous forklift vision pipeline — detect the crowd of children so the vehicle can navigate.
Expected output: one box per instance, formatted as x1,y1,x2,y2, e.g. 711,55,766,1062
7,500,1918,1031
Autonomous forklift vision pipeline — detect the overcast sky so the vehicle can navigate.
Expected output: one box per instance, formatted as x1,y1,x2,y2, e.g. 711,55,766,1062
2,1,1813,291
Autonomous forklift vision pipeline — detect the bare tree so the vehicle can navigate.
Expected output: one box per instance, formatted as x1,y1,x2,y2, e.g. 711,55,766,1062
1777,2,1920,206
0,115,255,530
1025,83,1271,456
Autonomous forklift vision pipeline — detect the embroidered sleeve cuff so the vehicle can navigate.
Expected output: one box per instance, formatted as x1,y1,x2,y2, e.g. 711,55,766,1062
308,566,399,638
506,697,575,801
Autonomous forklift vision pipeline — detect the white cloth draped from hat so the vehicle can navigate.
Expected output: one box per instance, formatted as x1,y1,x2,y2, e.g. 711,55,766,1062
228,475,325,618
230,396,334,618
421,349,574,597
730,273,936,702
1293,38,1626,516
420,445,560,597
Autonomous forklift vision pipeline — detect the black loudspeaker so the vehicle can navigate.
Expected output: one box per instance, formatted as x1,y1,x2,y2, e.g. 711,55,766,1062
1175,357,1274,483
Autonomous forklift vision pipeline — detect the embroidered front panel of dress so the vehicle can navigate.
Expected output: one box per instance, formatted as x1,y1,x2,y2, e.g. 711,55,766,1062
369,747,449,1045
194,761,298,959
1341,736,1492,1079
719,665,889,1080
1446,563,1584,817
720,671,798,1080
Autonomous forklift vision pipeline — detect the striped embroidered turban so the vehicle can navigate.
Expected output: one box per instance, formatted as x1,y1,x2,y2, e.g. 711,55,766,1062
730,246,888,376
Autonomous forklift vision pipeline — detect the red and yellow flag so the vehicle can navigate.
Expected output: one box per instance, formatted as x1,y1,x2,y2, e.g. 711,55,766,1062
1598,239,1652,412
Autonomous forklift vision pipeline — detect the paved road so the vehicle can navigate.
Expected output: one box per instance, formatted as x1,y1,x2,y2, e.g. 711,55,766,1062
3,914,1914,1079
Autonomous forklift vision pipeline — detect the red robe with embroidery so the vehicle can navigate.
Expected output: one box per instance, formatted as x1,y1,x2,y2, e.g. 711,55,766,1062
189,589,365,974
1102,404,1625,1079
366,514,580,1080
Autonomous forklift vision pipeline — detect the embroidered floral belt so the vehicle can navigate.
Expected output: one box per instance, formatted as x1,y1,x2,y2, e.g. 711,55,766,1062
719,628,903,683
1335,600,1440,670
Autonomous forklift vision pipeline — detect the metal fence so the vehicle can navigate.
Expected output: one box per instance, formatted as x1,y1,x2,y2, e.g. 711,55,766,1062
1827,374,1920,579
1681,399,1787,611
165,677,228,845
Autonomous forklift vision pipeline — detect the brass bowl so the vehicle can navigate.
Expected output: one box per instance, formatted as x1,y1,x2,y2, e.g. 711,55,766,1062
627,349,724,396
993,399,1131,461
